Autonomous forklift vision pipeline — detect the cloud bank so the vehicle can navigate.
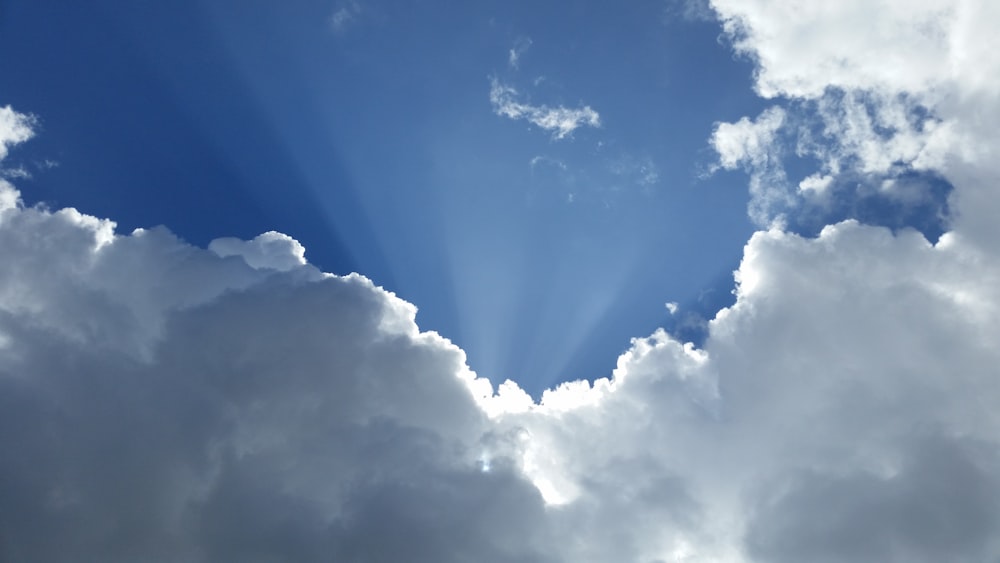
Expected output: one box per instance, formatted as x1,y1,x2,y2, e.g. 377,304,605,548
3,1,1000,561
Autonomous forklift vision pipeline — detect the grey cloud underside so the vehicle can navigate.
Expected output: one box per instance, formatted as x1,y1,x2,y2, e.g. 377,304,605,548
0,217,544,562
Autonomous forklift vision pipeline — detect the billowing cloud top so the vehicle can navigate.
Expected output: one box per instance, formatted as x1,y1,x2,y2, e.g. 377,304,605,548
3,1,1000,561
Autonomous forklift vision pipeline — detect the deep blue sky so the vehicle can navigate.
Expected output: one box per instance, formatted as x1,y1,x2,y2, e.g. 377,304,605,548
0,0,766,395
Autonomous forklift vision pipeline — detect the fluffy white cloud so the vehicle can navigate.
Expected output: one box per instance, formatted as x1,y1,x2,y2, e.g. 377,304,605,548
711,106,784,171
711,0,1000,101
710,106,792,225
4,167,999,561
209,231,308,272
0,105,34,162
490,77,601,140
4,0,1000,560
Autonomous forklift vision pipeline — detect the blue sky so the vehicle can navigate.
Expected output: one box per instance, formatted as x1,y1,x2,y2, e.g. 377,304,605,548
3,1,998,560
0,0,767,395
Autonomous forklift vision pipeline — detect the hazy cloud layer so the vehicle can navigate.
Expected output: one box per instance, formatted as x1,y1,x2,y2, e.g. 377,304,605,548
3,1,1000,561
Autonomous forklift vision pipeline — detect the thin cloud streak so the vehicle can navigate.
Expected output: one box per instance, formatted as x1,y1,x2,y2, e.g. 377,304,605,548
489,77,600,140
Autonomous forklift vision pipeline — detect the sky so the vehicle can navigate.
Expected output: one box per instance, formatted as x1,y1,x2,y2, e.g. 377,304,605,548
0,0,999,561
0,0,767,396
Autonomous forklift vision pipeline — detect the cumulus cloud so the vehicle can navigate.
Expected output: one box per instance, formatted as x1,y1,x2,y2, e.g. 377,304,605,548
5,0,1000,560
712,0,1000,101
710,0,1000,241
489,77,601,140
0,174,526,560
209,231,308,272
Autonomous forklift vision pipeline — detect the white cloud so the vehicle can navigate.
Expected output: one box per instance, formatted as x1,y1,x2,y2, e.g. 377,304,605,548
712,0,1000,102
0,178,522,561
710,106,792,225
711,106,784,171
4,0,1000,559
797,173,833,195
209,231,308,272
0,105,35,162
6,155,999,560
489,77,600,140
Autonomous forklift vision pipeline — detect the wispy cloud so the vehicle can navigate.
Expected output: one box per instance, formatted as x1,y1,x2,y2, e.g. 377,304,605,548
663,0,716,22
330,0,362,33
489,77,600,140
508,37,532,69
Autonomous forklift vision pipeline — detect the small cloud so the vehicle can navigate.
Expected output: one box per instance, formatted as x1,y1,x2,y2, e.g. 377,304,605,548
209,231,307,272
489,77,600,140
508,37,533,70
710,106,786,171
0,105,35,161
798,173,833,195
330,0,361,33
665,302,679,315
